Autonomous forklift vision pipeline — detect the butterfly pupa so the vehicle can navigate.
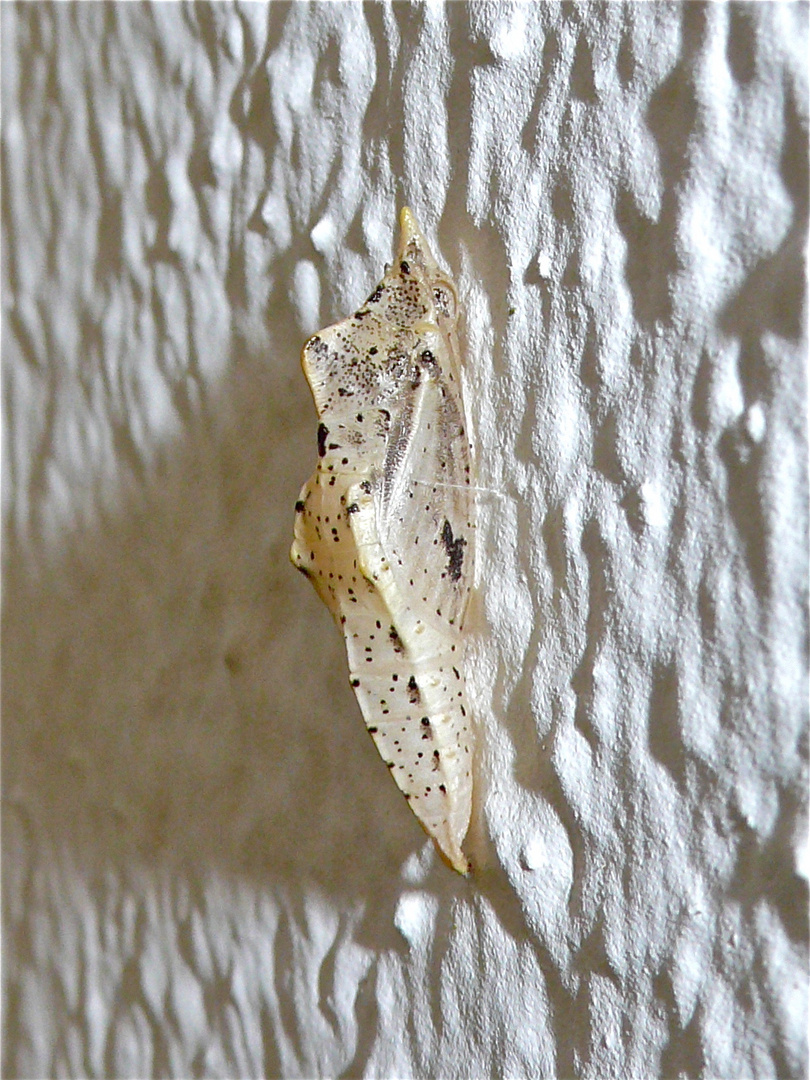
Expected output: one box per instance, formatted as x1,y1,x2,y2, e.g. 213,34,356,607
291,208,475,875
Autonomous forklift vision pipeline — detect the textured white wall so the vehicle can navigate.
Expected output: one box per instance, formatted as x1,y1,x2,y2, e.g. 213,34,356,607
2,3,808,1078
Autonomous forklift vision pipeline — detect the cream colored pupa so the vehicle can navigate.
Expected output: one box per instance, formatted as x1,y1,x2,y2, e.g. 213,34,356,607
292,209,475,874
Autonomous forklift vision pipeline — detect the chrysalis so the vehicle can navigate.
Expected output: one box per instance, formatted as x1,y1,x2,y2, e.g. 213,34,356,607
291,208,475,874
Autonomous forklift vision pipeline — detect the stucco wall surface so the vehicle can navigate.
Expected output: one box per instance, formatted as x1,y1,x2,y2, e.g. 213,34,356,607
2,3,808,1078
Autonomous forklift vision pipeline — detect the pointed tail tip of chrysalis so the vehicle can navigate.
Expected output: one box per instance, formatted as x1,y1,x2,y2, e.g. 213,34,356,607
399,205,419,239
399,205,428,254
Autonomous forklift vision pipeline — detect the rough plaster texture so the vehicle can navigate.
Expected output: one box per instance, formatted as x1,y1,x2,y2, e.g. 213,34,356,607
2,2,808,1078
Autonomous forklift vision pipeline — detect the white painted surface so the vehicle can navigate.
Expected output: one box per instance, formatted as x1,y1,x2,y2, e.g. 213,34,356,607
2,3,807,1077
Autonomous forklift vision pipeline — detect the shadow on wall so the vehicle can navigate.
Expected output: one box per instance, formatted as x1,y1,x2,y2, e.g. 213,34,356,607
1,318,454,915
1,3,507,920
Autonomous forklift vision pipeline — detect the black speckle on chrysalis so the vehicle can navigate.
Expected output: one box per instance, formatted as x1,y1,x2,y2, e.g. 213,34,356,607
317,423,329,457
441,519,466,582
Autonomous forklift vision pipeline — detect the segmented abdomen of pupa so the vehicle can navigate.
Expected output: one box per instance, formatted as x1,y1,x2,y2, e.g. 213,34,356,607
291,207,475,874
346,603,473,876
